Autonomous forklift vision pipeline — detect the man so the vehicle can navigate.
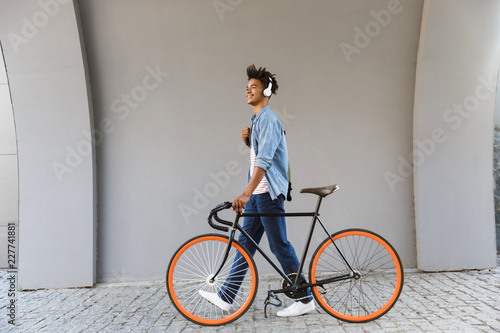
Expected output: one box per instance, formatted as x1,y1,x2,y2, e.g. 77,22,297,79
199,64,315,317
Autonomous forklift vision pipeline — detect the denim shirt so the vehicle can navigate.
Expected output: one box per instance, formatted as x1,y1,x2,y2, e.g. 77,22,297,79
248,106,289,200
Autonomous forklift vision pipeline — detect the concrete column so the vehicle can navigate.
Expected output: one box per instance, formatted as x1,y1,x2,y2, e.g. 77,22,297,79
0,0,96,288
413,0,499,270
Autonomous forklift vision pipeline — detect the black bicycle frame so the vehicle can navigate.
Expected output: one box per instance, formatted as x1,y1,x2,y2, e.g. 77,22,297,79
210,196,356,289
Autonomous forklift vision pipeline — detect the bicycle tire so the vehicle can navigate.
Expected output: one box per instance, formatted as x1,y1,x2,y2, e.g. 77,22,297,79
309,228,404,323
166,234,258,326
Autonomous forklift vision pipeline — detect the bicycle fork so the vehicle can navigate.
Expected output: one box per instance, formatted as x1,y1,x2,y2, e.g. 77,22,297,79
209,226,238,284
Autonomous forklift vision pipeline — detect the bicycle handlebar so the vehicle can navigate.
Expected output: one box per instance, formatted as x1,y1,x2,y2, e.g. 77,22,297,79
208,202,233,232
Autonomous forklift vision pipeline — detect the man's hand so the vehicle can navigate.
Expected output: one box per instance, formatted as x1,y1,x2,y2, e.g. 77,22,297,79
234,167,265,214
242,127,251,147
233,193,250,215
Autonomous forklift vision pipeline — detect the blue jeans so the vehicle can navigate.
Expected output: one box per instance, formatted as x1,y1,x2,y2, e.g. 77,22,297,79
218,193,312,303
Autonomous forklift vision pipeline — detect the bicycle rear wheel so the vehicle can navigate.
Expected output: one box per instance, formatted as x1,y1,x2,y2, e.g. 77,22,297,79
309,229,403,323
166,234,258,326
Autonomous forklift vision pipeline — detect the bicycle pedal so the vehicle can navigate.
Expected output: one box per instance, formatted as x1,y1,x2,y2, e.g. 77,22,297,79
264,292,282,318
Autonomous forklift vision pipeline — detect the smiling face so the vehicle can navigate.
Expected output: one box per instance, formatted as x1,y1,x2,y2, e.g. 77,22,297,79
246,78,267,106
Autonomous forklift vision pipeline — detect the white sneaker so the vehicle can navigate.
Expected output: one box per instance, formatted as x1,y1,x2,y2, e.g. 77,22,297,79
199,290,231,311
277,301,315,317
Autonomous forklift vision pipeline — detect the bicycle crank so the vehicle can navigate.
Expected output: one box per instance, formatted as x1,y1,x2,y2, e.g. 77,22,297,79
281,273,309,300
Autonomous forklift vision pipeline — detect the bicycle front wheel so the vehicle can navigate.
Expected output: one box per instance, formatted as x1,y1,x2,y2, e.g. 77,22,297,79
166,234,258,326
309,229,403,323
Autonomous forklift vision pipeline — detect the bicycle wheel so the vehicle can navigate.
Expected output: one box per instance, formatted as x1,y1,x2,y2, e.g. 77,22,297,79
166,234,258,326
309,228,403,323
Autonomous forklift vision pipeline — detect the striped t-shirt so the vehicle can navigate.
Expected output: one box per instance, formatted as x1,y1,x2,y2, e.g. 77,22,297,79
250,130,269,195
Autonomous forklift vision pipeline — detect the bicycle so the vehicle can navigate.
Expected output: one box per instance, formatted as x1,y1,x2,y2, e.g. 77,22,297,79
166,184,404,326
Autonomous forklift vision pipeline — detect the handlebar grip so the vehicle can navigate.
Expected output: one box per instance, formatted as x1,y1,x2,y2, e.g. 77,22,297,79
210,222,229,232
208,202,233,232
214,201,232,212
214,213,233,227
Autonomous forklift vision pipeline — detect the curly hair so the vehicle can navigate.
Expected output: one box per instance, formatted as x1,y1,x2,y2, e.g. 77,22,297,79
246,64,278,97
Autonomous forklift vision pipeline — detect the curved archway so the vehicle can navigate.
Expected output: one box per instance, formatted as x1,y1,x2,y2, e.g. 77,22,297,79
0,1,96,289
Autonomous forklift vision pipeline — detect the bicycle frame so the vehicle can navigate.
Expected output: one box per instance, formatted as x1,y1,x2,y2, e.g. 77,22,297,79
210,196,356,291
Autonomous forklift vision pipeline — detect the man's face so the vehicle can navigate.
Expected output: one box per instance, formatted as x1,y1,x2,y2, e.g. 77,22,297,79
246,78,266,106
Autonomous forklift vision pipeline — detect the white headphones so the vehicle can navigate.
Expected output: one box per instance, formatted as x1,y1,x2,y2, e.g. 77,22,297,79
263,77,273,97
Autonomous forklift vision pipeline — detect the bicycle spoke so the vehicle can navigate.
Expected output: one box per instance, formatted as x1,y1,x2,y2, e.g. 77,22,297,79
310,229,403,322
167,235,258,326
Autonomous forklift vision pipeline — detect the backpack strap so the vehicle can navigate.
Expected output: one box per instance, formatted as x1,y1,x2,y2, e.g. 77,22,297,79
284,130,292,201
287,162,292,201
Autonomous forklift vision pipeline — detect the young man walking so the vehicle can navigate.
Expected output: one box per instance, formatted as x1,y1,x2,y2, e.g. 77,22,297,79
199,64,315,317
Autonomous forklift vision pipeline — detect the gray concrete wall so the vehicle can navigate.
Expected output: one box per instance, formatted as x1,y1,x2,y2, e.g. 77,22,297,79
0,0,96,288
77,0,422,281
413,0,499,270
1,0,497,287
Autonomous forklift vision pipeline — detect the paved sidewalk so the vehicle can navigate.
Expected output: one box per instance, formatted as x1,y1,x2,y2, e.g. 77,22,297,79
1,262,499,332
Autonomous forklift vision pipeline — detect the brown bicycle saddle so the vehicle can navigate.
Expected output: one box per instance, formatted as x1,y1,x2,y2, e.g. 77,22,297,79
300,184,339,197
